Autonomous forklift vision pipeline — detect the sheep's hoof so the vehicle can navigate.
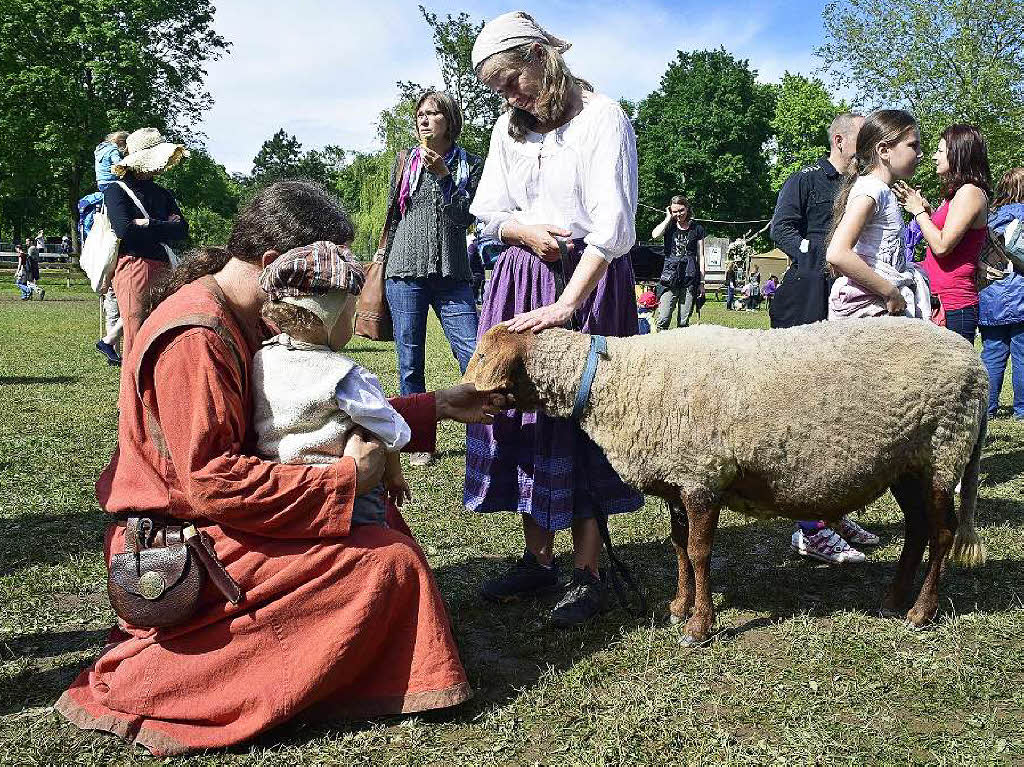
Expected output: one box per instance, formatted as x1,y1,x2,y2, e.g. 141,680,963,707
679,631,713,648
906,605,937,628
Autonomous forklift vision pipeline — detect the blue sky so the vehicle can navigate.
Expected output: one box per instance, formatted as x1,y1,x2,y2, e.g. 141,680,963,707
200,1,831,173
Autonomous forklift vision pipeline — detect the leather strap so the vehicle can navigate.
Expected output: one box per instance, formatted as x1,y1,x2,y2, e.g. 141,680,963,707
184,527,243,605
571,334,608,420
376,149,410,257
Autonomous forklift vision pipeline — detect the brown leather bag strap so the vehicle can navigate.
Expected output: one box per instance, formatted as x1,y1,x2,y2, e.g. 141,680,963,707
185,529,243,604
377,149,410,256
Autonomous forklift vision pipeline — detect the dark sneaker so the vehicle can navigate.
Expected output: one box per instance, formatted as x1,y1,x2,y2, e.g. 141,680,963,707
480,550,559,603
96,340,122,366
38,288,45,300
550,568,608,628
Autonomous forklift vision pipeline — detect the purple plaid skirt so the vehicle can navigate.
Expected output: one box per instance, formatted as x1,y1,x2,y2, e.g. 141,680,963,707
463,241,644,531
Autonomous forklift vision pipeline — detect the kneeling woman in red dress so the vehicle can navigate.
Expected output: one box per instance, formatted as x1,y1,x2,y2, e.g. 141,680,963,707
57,181,504,755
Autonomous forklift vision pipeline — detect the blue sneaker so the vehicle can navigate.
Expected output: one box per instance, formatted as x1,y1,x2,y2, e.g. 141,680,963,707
96,339,122,366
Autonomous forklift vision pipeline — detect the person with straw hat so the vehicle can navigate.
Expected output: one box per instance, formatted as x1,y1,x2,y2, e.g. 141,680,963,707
105,127,189,358
464,11,643,627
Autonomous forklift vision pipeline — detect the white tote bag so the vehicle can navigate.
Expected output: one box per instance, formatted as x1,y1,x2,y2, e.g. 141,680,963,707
80,205,119,293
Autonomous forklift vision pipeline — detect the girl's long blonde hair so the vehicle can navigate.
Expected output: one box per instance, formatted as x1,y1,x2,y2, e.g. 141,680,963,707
826,109,918,246
476,42,592,142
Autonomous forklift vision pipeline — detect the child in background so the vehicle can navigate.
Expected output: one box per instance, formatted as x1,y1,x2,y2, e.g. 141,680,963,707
637,289,658,334
93,130,128,364
763,274,777,311
253,241,411,525
95,131,128,192
826,109,930,320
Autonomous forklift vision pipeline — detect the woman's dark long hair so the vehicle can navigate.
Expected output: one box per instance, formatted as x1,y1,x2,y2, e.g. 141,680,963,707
826,109,918,246
146,181,354,316
940,124,991,200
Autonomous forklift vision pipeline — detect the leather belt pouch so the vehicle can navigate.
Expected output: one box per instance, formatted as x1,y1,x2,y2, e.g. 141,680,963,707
107,517,242,628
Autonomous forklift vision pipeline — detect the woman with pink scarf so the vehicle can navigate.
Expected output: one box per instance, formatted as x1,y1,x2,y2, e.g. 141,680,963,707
383,91,484,466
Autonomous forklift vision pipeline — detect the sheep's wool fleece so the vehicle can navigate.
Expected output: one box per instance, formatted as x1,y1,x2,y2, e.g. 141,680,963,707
253,335,357,465
523,318,988,516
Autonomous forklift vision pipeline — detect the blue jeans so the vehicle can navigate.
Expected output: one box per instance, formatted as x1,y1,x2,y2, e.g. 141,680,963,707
17,282,33,299
726,284,735,310
944,304,979,345
386,276,479,395
980,323,1024,417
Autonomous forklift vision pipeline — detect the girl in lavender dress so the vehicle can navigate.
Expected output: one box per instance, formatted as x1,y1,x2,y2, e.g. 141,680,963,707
464,11,643,627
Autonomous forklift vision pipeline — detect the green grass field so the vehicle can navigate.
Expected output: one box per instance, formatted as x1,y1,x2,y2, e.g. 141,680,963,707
1,273,1022,765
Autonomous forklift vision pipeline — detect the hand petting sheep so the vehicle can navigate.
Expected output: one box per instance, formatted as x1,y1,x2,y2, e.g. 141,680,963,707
464,318,989,645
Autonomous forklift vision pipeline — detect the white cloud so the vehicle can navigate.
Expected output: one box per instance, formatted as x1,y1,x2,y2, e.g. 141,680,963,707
199,1,825,173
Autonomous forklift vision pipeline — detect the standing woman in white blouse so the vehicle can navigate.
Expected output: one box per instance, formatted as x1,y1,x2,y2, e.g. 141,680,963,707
463,11,644,627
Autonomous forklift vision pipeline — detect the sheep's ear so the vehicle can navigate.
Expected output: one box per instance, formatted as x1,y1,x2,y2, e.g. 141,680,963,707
463,325,531,392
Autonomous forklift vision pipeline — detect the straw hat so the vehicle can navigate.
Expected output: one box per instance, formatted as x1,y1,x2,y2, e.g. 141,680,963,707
113,128,188,177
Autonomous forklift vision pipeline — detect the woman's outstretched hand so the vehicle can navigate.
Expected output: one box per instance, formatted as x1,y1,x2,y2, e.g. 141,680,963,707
504,301,575,333
436,383,513,424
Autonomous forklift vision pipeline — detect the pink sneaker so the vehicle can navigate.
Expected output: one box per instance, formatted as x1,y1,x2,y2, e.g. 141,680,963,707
837,516,880,546
791,528,866,564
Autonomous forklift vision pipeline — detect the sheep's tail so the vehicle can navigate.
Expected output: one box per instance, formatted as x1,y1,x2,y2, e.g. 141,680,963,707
951,407,987,568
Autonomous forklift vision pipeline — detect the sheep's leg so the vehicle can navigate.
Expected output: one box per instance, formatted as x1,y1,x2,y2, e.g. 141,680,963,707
681,498,721,646
882,476,930,616
668,502,695,623
907,484,956,627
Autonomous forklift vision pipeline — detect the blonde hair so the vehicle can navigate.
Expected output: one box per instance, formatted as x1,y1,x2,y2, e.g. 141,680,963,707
477,42,592,142
260,301,322,335
106,131,129,146
993,168,1024,207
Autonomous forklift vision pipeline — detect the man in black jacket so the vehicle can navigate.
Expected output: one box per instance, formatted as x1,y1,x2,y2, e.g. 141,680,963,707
769,112,863,329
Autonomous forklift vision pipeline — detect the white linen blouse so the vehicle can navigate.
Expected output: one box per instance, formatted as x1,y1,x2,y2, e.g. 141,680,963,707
470,92,638,263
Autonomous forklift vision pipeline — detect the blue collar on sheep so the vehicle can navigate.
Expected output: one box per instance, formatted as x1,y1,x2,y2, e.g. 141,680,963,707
571,334,609,420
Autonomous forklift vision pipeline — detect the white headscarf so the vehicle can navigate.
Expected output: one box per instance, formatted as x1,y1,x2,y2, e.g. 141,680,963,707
471,11,571,71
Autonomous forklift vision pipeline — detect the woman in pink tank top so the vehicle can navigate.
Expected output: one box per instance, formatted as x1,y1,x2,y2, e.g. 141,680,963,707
894,124,991,343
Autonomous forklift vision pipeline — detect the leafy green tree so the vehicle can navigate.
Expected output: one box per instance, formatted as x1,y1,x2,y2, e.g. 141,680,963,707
0,0,228,249
770,73,849,191
819,0,1024,184
162,149,240,247
634,48,776,239
163,149,240,219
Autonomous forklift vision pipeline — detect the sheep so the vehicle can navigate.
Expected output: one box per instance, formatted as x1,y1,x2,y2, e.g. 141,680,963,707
463,317,989,645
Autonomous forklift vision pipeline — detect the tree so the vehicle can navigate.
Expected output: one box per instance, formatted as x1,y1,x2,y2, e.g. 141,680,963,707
634,48,776,239
162,149,241,247
818,0,1024,183
247,129,342,194
0,0,229,249
770,73,849,191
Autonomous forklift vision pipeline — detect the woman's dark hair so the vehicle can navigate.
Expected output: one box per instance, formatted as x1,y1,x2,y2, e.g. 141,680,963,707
416,91,463,144
146,181,355,315
826,109,918,246
940,124,991,199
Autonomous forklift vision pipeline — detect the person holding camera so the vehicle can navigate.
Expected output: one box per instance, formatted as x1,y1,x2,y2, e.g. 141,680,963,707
651,195,705,329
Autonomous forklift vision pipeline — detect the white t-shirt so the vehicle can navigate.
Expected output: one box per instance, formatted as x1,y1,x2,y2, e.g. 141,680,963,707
849,174,904,269
470,92,638,263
